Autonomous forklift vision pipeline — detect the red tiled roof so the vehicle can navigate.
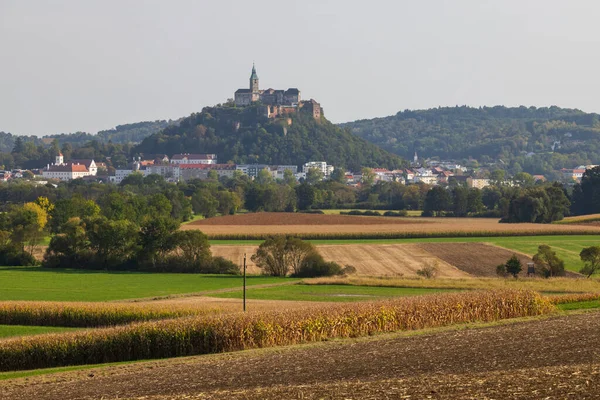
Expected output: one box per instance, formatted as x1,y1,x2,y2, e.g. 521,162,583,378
46,164,88,172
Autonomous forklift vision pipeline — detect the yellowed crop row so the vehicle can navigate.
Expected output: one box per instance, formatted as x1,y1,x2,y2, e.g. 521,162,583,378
0,290,552,372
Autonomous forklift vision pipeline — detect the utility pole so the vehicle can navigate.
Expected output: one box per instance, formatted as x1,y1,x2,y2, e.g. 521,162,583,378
243,253,247,312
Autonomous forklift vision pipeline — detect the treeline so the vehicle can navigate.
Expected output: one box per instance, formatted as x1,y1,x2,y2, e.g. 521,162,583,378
342,105,600,176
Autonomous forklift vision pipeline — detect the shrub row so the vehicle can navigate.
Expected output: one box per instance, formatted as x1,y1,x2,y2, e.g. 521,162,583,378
208,230,600,241
0,302,218,328
340,210,383,216
0,290,554,371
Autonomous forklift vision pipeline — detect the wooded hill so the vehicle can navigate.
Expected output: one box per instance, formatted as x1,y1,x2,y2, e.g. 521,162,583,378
342,106,600,175
134,105,405,170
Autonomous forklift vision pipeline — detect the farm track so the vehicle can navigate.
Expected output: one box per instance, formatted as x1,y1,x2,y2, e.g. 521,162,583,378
3,312,600,399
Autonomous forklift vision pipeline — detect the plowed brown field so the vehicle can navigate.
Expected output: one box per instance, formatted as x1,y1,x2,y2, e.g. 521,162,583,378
211,244,470,277
182,213,600,236
5,312,600,399
419,243,533,277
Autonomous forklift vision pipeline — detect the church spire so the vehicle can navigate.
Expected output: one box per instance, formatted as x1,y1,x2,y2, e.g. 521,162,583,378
250,63,259,93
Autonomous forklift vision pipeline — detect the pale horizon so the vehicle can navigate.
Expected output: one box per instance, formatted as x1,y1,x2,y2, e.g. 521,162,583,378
2,0,600,136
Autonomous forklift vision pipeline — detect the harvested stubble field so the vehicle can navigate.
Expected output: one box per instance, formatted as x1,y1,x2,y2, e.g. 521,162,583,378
3,311,600,399
182,212,600,238
211,243,469,277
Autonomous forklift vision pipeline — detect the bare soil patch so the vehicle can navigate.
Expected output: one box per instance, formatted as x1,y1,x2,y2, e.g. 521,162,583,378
189,212,424,226
4,312,600,399
419,242,533,277
211,244,469,277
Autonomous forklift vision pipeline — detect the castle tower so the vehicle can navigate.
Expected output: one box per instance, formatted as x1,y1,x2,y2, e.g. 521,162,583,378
56,153,64,165
250,63,259,96
413,151,418,165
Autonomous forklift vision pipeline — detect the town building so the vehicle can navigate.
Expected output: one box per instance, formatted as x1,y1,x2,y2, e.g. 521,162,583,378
179,164,237,181
41,154,97,181
303,161,334,178
170,154,217,165
233,65,322,120
467,177,491,189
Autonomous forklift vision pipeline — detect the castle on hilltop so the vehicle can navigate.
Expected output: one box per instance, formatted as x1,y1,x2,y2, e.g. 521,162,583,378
234,64,322,120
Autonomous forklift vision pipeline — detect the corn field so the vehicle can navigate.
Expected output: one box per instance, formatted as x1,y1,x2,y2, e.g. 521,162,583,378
208,229,600,241
0,302,220,328
0,290,554,372
546,292,600,304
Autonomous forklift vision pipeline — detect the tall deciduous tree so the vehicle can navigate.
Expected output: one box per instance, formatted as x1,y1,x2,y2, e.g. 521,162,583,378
580,246,600,278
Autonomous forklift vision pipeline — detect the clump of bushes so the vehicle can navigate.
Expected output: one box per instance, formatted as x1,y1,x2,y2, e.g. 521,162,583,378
340,210,382,216
383,210,408,217
298,210,325,214
416,264,438,279
251,235,343,278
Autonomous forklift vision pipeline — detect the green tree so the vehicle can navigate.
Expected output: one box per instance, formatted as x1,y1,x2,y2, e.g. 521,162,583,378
207,170,219,181
191,189,218,218
138,216,179,269
423,186,451,216
216,190,242,215
86,216,139,269
580,246,600,278
361,167,375,186
306,168,324,185
255,168,273,185
170,230,212,269
251,235,289,276
505,254,523,278
452,186,469,217
43,217,90,268
251,235,321,277
295,182,316,210
330,168,346,183
283,169,297,186
533,245,565,278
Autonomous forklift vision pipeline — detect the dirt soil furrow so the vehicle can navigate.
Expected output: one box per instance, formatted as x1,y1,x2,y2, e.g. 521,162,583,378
2,312,600,399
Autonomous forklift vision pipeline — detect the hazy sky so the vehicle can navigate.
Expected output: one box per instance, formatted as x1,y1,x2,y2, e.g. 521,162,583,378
2,0,600,135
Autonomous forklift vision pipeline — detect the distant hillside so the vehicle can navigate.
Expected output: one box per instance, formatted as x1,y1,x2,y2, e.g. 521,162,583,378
135,105,404,170
44,120,177,145
342,106,600,174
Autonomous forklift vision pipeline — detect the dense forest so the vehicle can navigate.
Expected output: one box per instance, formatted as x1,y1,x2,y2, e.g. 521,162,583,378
135,105,404,171
44,120,177,146
0,120,174,154
342,106,600,176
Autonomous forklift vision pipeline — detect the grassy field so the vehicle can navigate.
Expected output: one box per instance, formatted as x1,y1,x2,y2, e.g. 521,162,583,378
0,325,77,338
211,284,454,302
0,267,291,302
